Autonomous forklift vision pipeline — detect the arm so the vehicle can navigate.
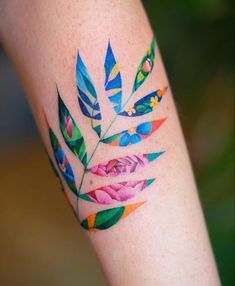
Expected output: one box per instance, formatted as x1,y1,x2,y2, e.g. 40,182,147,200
0,1,220,285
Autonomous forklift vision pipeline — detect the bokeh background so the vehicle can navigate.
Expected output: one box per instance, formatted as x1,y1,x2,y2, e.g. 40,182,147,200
0,0,234,285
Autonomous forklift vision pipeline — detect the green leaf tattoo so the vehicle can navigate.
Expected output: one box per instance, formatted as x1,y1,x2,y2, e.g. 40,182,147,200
132,38,156,93
49,128,78,195
58,90,87,167
80,202,144,230
44,112,78,195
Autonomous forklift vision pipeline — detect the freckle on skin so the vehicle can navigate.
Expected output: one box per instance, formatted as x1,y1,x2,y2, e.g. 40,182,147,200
89,179,93,185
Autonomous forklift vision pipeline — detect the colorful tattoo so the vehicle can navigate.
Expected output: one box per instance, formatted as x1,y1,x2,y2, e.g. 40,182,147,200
119,87,167,117
58,93,87,167
88,151,164,177
80,202,145,231
132,38,156,93
45,115,78,196
76,52,102,137
104,41,123,113
45,37,168,231
100,119,166,147
79,179,155,205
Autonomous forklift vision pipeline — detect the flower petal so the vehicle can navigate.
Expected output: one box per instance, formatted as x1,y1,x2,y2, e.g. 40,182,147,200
136,121,152,135
94,190,114,204
64,163,75,183
63,171,75,184
65,116,73,138
119,132,131,146
55,148,65,164
80,179,155,205
130,134,141,144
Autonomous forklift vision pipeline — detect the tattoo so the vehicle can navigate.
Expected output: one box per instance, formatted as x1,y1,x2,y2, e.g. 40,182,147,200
45,37,168,231
77,51,102,137
79,179,155,205
132,38,156,92
88,152,165,177
58,95,87,167
80,202,145,231
119,88,167,117
44,135,77,216
104,40,123,113
100,119,166,147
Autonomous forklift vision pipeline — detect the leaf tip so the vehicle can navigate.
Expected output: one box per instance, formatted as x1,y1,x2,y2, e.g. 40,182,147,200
56,85,61,99
153,118,167,129
158,86,168,98
76,50,84,73
122,201,145,219
151,37,156,46
157,150,166,156
146,151,165,162
77,49,81,60
146,178,156,187
161,117,168,123
57,88,63,104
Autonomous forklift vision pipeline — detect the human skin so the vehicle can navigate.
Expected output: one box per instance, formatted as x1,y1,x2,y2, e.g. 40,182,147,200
0,1,220,285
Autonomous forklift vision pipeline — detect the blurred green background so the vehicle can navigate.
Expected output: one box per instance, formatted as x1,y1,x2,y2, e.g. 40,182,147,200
0,0,234,285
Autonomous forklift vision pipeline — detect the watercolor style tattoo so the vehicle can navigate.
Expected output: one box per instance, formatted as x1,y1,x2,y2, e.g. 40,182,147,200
88,151,165,177
45,37,168,231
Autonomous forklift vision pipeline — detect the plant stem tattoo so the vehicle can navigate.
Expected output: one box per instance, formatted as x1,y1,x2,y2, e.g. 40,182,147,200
45,37,168,231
